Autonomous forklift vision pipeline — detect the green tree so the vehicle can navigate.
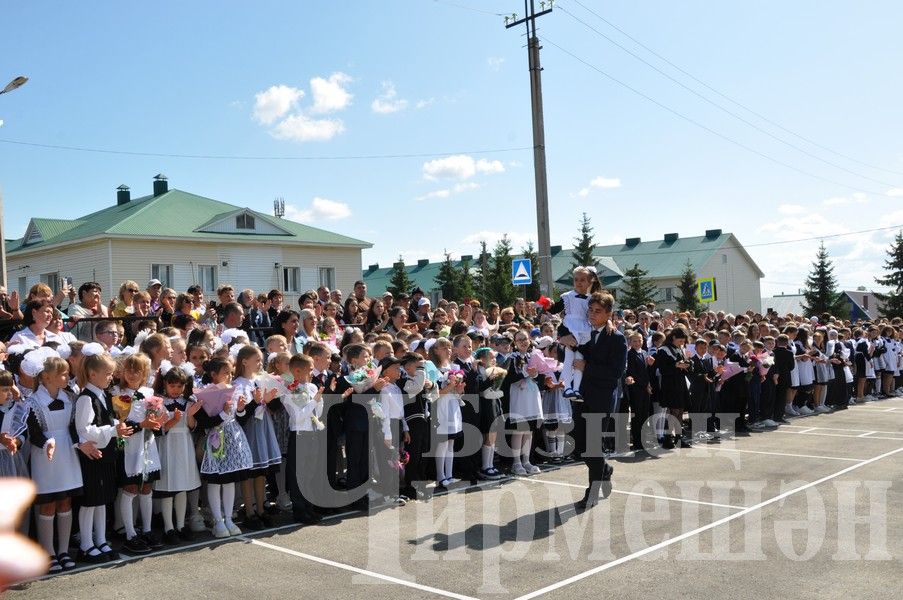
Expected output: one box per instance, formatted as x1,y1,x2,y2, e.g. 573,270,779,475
473,241,491,305
386,255,413,297
802,242,847,317
571,212,598,272
458,256,475,302
520,241,542,300
487,235,517,307
434,252,461,301
676,259,701,313
875,231,903,318
619,263,657,310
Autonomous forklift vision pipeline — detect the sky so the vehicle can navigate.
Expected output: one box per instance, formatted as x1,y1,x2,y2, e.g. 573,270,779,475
2,0,903,299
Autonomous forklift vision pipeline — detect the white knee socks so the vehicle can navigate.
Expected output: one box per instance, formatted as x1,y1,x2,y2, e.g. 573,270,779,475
139,493,153,534
56,511,72,556
93,505,107,547
435,440,454,483
78,507,94,551
37,514,55,556
207,484,223,523
120,491,137,539
160,497,174,532
481,444,494,470
174,492,187,531
222,483,236,528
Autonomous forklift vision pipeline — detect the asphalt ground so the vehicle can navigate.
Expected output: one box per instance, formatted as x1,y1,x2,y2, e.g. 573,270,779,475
10,396,903,600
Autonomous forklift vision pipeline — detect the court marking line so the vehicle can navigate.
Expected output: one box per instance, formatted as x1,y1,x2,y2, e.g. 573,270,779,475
515,476,748,511
780,424,903,435
770,429,903,441
708,447,864,462
796,427,817,433
515,445,903,600
858,431,877,438
241,537,478,600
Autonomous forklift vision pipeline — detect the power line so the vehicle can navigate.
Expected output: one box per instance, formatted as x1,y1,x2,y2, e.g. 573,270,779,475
0,138,531,161
556,2,902,190
540,35,894,199
567,0,903,178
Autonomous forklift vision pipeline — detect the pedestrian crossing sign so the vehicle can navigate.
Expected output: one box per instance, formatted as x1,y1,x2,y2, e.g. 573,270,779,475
698,277,717,303
512,258,533,285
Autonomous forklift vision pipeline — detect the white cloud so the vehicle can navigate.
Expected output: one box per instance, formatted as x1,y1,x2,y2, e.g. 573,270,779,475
777,204,806,215
415,98,435,109
253,84,304,125
421,155,506,180
309,72,353,114
461,230,533,248
589,176,621,189
577,187,590,198
371,81,408,114
508,160,523,168
415,182,480,202
270,113,345,142
823,193,869,206
285,197,352,223
886,188,903,197
0,119,4,128
487,57,506,71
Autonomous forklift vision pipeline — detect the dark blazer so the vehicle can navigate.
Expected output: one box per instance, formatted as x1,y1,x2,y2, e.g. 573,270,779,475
577,328,627,412
626,348,650,388
774,346,795,387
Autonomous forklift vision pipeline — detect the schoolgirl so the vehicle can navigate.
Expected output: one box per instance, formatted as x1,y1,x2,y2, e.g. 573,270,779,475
429,338,464,490
192,357,253,538
399,351,431,498
473,347,505,477
535,338,570,463
811,331,833,414
0,368,28,478
26,354,82,572
794,328,816,414
503,331,548,475
113,353,164,554
153,363,202,543
74,345,132,563
233,346,281,530
139,333,172,386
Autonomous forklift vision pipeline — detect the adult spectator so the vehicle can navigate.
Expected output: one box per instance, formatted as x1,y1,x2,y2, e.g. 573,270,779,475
147,278,163,313
9,300,62,348
110,280,139,317
67,282,109,342
272,309,303,355
187,284,206,316
267,289,284,322
221,301,245,331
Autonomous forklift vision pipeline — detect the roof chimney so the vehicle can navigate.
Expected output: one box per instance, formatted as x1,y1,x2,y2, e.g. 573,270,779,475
116,184,130,206
625,237,640,248
417,259,429,267
664,233,679,244
550,245,562,256
153,173,168,196
705,229,722,239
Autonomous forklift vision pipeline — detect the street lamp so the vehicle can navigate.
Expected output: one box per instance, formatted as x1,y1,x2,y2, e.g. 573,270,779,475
0,76,28,95
1,75,28,289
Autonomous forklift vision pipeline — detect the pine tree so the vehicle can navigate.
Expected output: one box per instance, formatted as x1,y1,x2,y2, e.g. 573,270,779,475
676,259,700,313
457,256,475,302
520,241,542,300
434,252,461,301
571,212,598,271
473,241,491,306
487,235,517,307
386,255,414,297
802,242,847,318
619,263,657,310
875,230,903,318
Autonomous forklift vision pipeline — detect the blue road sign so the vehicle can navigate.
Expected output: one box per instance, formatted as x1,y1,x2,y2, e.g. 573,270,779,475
512,258,533,285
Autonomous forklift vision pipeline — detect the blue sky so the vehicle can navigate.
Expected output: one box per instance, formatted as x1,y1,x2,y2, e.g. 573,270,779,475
2,0,903,298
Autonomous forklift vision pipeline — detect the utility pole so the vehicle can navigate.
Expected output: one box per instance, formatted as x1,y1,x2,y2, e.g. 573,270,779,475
506,0,553,298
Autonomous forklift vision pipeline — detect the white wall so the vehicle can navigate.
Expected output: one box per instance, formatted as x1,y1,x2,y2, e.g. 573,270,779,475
6,240,109,298
698,236,763,314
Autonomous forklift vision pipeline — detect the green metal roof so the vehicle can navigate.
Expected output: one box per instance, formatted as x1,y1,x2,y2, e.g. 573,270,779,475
363,232,761,296
7,189,371,253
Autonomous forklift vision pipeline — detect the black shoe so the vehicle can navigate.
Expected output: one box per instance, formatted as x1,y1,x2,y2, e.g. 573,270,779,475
57,552,77,571
243,514,264,531
576,481,602,510
177,527,195,542
77,546,107,564
351,497,369,512
257,512,274,528
142,531,164,550
97,543,119,561
264,503,281,516
123,535,151,555
162,529,181,545
292,511,322,525
662,435,675,450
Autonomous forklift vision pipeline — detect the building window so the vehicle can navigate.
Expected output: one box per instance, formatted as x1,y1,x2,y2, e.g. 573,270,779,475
722,254,728,264
236,213,255,230
283,267,301,293
197,265,217,293
318,267,335,290
40,272,60,293
662,287,674,302
863,295,869,310
151,264,174,288
17,276,27,298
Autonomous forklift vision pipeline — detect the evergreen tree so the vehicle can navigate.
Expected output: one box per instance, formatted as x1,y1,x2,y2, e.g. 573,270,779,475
571,212,598,271
520,241,542,300
386,255,414,297
434,252,461,301
619,263,657,310
458,256,475,302
473,241,491,305
676,259,701,313
487,235,517,307
802,242,847,317
875,230,903,318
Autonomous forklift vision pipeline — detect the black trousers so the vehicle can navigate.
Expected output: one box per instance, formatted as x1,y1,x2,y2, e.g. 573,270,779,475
344,430,369,498
626,385,652,448
773,383,789,421
403,418,430,494
287,431,321,516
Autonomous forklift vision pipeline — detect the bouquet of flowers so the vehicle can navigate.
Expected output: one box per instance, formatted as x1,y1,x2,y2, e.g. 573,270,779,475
283,377,325,431
345,361,380,393
112,392,133,422
481,366,507,400
387,448,410,474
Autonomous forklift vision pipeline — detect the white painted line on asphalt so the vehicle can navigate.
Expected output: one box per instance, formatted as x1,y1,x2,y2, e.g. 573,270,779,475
796,427,817,433
515,445,903,600
858,431,877,438
710,447,864,462
515,476,747,511
781,424,903,435
242,537,479,600
770,429,903,441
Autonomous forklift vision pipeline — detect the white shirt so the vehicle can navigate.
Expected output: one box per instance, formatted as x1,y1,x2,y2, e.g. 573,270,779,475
75,383,119,446
8,327,63,349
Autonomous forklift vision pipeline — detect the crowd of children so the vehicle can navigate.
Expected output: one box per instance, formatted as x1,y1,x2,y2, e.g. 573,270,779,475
0,276,901,575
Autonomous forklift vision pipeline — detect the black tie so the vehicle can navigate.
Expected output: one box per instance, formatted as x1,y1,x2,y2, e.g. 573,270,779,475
591,330,600,344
